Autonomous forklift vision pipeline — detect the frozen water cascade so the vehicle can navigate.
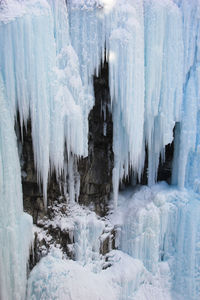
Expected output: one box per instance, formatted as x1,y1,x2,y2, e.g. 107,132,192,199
0,75,32,300
67,0,199,205
0,0,90,207
0,1,89,299
0,0,200,299
117,184,200,300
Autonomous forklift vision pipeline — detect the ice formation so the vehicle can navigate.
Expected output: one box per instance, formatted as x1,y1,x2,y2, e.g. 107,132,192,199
0,0,90,207
1,0,200,205
1,0,200,299
68,0,200,206
0,75,32,300
117,184,200,300
27,184,200,300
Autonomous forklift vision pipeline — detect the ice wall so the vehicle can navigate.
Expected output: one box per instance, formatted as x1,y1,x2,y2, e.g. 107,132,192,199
1,0,200,299
117,184,200,300
172,0,200,191
0,0,89,298
0,75,32,300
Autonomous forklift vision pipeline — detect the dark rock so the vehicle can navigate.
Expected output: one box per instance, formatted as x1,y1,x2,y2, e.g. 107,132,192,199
78,60,114,216
15,119,66,224
16,59,114,270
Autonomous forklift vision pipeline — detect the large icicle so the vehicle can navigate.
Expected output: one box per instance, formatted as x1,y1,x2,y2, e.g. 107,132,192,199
144,0,183,186
0,0,89,207
68,0,145,207
107,0,145,207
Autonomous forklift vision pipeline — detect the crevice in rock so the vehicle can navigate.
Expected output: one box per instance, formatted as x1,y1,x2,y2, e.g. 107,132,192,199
120,124,177,189
78,59,114,216
15,117,66,225
15,58,114,269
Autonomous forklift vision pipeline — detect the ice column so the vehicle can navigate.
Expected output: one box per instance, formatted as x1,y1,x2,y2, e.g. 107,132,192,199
107,0,145,207
0,75,32,300
144,0,183,186
172,0,200,191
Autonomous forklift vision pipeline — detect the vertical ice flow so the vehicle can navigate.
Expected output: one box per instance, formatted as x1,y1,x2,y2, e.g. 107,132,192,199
0,74,32,300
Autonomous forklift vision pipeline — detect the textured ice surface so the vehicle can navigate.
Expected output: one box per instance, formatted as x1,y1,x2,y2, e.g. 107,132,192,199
0,0,89,206
1,0,200,204
36,202,105,269
27,247,155,300
1,0,200,299
0,75,32,300
111,183,200,300
67,0,200,205
27,184,200,300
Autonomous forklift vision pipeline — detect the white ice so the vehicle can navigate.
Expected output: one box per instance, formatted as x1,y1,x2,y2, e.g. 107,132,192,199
1,1,200,299
0,74,32,300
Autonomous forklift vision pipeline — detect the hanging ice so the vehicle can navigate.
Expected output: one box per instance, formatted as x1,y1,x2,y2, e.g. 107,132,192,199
1,0,200,299
1,0,200,214
0,0,91,207
0,75,32,300
144,0,183,186
0,0,91,298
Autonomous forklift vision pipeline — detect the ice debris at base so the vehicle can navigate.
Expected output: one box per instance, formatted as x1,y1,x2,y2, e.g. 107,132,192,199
27,248,146,300
27,183,200,300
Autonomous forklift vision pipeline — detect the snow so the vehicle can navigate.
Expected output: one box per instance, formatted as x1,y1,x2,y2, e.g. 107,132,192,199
37,202,105,268
27,247,150,300
27,184,200,300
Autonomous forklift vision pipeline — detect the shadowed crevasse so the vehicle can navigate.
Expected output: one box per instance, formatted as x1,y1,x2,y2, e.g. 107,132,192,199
78,60,114,216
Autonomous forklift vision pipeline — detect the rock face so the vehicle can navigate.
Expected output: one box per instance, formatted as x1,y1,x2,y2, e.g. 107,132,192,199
78,61,114,216
16,60,114,269
16,120,64,224
16,60,113,223
16,120,44,224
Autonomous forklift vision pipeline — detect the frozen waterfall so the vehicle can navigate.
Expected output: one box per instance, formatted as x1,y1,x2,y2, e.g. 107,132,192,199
0,0,200,299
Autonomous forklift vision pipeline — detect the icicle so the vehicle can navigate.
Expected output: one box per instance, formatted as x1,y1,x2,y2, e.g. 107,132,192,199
144,0,183,186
